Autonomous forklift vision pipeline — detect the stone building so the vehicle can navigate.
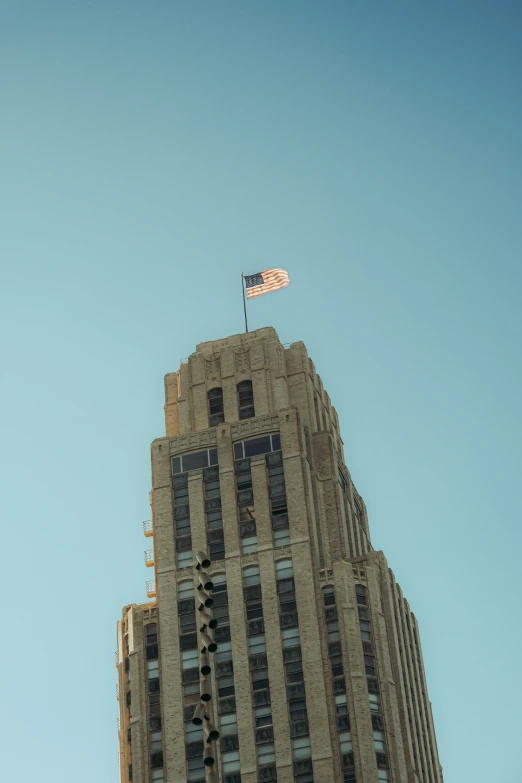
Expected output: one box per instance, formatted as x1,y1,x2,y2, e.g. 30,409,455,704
116,327,444,783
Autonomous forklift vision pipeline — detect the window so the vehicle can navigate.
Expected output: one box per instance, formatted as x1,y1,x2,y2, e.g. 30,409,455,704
208,387,224,427
248,635,266,655
237,380,255,419
335,694,347,714
242,535,258,554
278,592,296,614
204,479,221,498
246,601,263,620
179,614,196,633
276,559,294,579
218,676,235,698
177,550,193,568
178,581,194,599
373,730,385,751
243,566,260,586
285,661,303,684
360,621,371,641
330,655,344,678
181,649,198,670
323,586,336,606
183,682,200,696
239,504,256,523
289,699,307,722
369,693,380,711
146,624,158,644
220,713,238,736
365,653,375,676
175,517,191,536
215,642,232,662
339,731,352,752
171,448,218,475
355,585,367,605
257,743,276,765
378,772,389,781
282,627,300,648
251,670,269,691
326,621,340,643
185,722,202,742
292,736,311,759
151,771,164,782
274,528,291,547
237,469,252,490
187,756,206,780
207,509,223,530
234,433,281,459
147,660,159,679
209,537,225,561
150,731,163,752
255,706,273,727
222,750,240,773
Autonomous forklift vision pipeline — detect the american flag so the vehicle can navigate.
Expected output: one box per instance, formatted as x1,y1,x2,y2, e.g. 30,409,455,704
244,268,290,299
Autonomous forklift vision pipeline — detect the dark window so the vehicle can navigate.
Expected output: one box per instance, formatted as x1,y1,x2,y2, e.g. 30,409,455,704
289,699,307,722
179,614,197,633
234,434,281,459
285,661,303,684
237,380,255,419
323,586,336,606
271,496,288,515
331,656,344,677
146,624,158,644
176,517,191,535
209,540,225,561
246,601,264,620
218,676,235,698
237,472,253,490
174,486,189,503
207,509,223,530
172,448,218,474
208,387,224,427
252,675,270,691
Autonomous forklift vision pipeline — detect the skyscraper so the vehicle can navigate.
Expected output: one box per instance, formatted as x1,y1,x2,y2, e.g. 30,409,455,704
116,326,444,783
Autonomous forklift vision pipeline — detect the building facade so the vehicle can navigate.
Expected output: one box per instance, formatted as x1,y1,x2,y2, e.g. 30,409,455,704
116,327,444,783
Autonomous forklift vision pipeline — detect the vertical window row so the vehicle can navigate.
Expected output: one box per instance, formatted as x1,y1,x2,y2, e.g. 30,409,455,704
145,624,164,782
356,585,390,782
237,380,255,419
208,387,224,428
275,560,312,783
204,466,225,562
178,581,200,711
322,587,355,783
243,567,276,779
266,450,290,548
235,457,258,554
173,472,193,568
210,576,240,783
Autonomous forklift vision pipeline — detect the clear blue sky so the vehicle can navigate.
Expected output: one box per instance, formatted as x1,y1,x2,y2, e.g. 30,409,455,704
1,2,520,781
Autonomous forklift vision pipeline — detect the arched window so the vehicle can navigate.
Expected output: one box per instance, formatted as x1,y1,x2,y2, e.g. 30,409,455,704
208,387,224,427
178,581,194,599
275,558,293,579
146,623,158,644
237,380,255,419
243,566,261,586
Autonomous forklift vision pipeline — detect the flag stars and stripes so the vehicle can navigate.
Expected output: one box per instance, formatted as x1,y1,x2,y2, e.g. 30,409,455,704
244,268,290,299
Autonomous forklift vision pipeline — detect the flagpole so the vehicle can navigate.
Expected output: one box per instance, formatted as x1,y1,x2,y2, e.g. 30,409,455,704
241,273,249,333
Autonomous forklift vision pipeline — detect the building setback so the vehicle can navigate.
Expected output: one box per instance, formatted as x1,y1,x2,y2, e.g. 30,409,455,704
116,326,444,783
